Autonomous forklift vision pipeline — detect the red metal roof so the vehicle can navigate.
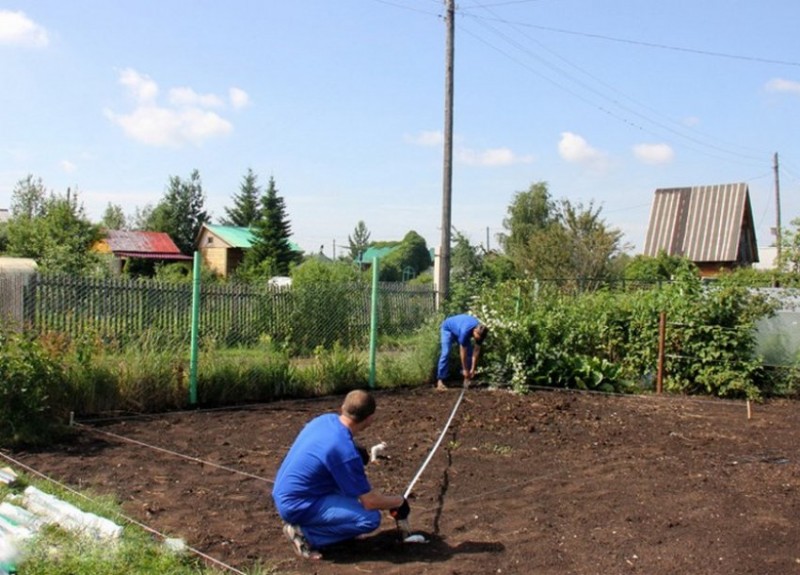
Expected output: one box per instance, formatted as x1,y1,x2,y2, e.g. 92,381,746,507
103,230,192,260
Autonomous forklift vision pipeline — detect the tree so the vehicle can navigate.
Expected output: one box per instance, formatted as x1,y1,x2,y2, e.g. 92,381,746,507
451,229,483,283
131,204,153,231
223,168,262,227
623,251,686,282
0,220,7,254
244,176,301,277
101,203,128,230
143,169,209,254
6,181,102,275
10,174,47,219
380,231,432,281
348,221,371,261
778,216,800,273
498,181,555,262
501,182,625,286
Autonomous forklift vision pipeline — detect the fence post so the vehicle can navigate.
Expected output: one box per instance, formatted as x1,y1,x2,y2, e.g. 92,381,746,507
189,252,201,405
368,257,380,389
656,310,666,394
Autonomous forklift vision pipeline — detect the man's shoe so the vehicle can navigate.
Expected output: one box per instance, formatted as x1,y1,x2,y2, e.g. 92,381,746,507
282,523,322,560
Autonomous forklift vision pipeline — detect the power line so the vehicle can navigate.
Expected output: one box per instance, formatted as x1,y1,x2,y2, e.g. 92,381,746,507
458,12,800,67
455,2,774,167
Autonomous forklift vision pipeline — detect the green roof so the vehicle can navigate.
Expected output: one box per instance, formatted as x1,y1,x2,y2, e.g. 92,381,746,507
356,245,399,263
205,224,301,252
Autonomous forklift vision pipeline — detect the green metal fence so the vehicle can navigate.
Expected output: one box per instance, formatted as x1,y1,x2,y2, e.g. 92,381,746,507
16,274,436,354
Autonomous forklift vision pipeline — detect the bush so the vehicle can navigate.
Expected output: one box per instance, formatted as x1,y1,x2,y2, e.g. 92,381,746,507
0,329,70,446
474,264,777,398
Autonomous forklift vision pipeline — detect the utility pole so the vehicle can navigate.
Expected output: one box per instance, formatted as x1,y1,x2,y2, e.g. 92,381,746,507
437,0,455,309
774,152,782,265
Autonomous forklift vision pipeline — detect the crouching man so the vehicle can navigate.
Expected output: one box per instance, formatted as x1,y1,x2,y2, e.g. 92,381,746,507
272,389,410,560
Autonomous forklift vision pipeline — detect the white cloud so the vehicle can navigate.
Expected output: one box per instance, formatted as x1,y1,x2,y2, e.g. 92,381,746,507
405,131,533,166
229,87,250,109
59,160,77,173
105,105,232,148
119,68,158,103
632,143,674,165
169,87,224,108
456,146,534,167
558,132,608,170
0,10,48,48
404,131,443,147
765,77,800,96
106,69,236,147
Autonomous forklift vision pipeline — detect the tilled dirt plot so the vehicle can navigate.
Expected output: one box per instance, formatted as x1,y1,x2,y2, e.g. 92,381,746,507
8,387,800,575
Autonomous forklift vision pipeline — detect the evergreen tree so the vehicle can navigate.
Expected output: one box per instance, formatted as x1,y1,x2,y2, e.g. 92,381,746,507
223,168,261,227
348,220,371,261
144,169,209,254
245,176,300,276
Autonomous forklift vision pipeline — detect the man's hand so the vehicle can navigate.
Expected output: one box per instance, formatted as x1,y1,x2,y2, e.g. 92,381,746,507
389,498,411,520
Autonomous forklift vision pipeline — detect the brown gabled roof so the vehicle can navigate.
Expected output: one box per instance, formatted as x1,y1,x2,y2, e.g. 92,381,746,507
643,183,758,264
100,230,192,260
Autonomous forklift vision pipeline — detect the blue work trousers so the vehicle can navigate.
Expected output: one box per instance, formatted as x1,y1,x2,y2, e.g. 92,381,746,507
299,494,381,548
437,326,471,380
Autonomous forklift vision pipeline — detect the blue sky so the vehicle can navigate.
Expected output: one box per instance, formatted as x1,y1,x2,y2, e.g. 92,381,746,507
1,1,799,258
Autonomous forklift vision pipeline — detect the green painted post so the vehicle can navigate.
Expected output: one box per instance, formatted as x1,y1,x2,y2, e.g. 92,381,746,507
189,251,201,405
368,257,380,389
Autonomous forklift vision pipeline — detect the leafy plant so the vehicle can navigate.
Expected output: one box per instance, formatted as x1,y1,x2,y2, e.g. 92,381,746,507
0,329,70,446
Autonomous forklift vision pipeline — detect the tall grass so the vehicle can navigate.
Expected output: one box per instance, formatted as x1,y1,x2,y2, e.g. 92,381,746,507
376,317,440,388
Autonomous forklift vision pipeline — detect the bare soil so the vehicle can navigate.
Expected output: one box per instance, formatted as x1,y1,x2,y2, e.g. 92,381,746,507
9,386,800,575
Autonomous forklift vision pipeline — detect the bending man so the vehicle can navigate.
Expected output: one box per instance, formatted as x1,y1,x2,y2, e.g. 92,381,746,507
272,389,410,560
437,314,488,390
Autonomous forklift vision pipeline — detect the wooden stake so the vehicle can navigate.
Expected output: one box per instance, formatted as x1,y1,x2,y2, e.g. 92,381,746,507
746,399,752,420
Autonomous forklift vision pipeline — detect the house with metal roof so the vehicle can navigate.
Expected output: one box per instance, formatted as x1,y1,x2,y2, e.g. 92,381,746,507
354,245,400,267
643,182,759,277
94,230,191,274
195,223,302,277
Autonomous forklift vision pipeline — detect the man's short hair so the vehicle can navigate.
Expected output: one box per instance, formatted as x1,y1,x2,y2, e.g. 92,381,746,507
475,324,489,344
342,389,376,423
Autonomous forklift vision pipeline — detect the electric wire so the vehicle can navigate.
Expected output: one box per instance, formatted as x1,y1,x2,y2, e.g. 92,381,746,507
464,1,771,162
374,0,795,188
457,3,772,167
458,12,800,68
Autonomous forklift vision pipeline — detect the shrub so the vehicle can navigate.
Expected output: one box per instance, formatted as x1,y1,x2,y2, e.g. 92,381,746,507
474,264,777,398
0,329,70,446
